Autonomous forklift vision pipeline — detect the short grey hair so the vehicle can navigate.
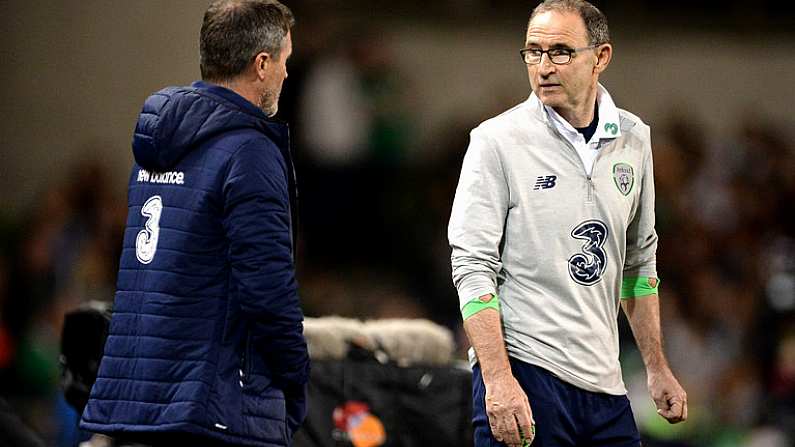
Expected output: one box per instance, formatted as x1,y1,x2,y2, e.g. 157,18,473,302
529,0,610,45
200,0,294,83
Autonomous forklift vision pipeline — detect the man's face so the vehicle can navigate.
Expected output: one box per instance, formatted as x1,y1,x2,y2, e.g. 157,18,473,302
525,11,599,115
259,31,292,117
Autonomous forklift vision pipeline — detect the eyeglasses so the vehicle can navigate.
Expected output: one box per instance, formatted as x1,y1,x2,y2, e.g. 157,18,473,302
520,45,597,65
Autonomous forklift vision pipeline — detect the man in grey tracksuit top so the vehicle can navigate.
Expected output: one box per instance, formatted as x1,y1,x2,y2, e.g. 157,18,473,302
452,85,653,394
449,1,687,446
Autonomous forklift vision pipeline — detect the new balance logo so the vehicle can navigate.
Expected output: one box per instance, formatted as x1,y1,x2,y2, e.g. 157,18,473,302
533,175,557,190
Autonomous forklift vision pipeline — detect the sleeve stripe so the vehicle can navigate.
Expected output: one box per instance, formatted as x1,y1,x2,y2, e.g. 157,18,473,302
462,294,500,320
621,276,660,300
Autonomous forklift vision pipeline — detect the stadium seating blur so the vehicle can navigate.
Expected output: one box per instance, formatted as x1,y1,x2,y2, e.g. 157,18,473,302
1,1,793,446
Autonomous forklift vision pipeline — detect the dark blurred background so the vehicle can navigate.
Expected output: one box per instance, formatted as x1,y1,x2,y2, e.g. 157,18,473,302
1,1,793,446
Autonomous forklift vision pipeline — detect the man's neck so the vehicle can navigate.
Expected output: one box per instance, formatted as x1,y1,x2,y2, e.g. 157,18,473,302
211,78,260,110
554,87,599,128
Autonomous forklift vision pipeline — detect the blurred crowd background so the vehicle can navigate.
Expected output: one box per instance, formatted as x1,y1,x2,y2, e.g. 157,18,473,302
1,1,793,446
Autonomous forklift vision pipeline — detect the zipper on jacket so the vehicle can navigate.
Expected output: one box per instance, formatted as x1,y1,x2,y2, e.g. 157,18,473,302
239,332,251,388
548,125,602,204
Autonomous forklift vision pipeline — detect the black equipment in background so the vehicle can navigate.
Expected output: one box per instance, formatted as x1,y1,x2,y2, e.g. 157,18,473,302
59,301,111,414
293,346,473,447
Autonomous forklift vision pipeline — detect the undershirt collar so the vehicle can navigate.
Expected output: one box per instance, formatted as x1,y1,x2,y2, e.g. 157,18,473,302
575,101,599,143
540,84,622,176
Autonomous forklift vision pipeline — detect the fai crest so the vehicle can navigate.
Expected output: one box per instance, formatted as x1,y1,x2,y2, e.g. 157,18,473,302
612,163,634,196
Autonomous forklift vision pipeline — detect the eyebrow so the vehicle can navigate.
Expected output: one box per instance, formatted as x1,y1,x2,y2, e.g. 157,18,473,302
525,41,575,48
524,39,575,49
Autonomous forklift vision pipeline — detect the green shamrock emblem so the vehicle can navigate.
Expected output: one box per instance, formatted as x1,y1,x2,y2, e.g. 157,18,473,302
604,123,618,135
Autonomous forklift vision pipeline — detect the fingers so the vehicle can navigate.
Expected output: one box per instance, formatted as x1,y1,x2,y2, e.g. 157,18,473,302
489,410,521,446
490,412,535,446
656,400,679,419
515,416,535,447
484,376,535,445
514,403,535,446
649,374,688,424
657,396,687,424
682,399,688,421
504,413,522,446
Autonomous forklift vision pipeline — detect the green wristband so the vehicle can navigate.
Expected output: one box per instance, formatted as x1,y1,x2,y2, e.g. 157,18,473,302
461,294,500,320
621,276,660,299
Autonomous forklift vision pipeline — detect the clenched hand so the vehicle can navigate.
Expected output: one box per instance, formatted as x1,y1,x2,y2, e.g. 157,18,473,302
648,369,687,424
485,373,535,446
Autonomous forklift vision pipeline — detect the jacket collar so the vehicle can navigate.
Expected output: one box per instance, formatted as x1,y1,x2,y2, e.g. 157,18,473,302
191,80,289,149
524,83,633,138
192,81,268,119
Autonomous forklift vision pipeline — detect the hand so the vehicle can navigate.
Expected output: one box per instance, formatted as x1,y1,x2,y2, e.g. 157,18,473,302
647,368,687,424
484,373,535,446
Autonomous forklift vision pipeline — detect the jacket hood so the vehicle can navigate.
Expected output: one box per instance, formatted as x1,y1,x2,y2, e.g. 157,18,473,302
132,81,282,171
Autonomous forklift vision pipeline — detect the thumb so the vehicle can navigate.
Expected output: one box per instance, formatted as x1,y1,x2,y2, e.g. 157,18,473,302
653,391,671,411
657,399,682,420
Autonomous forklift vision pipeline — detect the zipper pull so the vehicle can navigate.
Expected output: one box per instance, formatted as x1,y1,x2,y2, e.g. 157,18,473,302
586,177,594,203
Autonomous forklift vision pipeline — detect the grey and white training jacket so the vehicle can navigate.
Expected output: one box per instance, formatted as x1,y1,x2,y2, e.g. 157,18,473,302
449,88,658,395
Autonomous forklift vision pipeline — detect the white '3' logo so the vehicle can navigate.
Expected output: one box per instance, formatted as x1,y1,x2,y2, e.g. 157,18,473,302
136,195,163,264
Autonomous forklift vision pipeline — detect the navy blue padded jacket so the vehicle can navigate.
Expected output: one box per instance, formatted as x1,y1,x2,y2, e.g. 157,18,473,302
80,81,309,447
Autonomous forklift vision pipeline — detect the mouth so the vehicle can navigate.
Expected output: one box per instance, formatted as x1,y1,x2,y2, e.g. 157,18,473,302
538,83,561,89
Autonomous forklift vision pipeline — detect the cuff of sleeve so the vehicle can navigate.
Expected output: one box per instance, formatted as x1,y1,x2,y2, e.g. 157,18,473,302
461,294,500,320
621,276,660,299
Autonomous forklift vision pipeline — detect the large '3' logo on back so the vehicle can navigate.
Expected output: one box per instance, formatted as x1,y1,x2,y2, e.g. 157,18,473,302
136,195,163,264
567,220,608,286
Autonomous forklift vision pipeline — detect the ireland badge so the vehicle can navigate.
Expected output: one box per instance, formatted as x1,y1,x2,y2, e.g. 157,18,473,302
613,163,634,196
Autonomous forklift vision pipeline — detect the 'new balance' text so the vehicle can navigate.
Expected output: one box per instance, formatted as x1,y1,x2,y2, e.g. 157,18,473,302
137,169,185,185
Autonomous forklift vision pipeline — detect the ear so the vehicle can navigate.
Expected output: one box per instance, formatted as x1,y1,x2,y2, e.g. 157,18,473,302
253,51,271,80
593,43,612,75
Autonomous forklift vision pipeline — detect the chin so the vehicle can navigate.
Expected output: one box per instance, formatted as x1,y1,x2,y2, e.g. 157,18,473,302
537,93,562,108
258,90,279,117
261,103,278,117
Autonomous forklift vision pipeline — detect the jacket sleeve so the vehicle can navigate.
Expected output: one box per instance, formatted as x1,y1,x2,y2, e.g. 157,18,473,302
448,128,510,310
222,138,309,393
624,125,659,278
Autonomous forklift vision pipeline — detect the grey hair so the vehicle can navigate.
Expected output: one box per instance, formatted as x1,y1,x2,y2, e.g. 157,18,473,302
200,0,294,83
529,0,611,45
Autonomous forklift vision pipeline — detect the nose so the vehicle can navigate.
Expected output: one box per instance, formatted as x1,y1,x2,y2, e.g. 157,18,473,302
538,53,556,76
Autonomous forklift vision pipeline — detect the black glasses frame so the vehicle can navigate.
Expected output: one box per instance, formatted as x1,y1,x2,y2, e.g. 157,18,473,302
519,45,598,65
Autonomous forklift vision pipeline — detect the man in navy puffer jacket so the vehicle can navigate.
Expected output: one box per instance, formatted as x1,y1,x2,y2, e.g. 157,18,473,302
80,1,309,445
